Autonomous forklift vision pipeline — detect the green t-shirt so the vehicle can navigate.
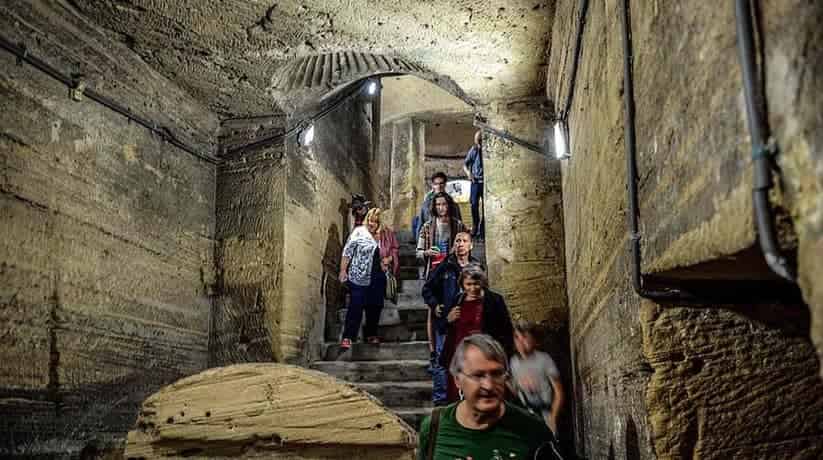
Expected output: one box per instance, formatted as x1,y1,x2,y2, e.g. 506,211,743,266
418,402,553,460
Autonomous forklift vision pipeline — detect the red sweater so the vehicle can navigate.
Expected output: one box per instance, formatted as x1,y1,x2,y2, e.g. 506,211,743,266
377,227,400,276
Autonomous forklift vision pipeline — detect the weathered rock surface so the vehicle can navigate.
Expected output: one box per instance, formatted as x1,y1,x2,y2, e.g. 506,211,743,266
482,99,568,328
213,145,287,365
547,0,823,458
125,364,417,459
280,96,374,363
1,3,217,457
763,0,823,381
67,1,555,116
642,303,823,459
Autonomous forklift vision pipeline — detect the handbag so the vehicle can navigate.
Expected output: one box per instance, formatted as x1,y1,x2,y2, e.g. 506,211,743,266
384,270,398,304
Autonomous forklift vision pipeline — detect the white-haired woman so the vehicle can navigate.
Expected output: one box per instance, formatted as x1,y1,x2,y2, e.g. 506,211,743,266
339,207,398,348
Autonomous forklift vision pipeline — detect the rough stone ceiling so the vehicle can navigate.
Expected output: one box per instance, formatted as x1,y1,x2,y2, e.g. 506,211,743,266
381,75,472,123
69,0,555,118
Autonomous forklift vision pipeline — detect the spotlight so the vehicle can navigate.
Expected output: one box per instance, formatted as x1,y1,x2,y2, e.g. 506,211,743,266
298,124,315,146
366,80,378,96
554,120,569,160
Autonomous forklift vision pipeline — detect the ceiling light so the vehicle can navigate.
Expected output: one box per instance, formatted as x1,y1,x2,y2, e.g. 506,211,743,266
299,124,315,146
554,120,570,160
366,80,378,95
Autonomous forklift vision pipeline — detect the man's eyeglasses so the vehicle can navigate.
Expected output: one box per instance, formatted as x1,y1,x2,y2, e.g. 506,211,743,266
433,181,446,186
460,369,509,384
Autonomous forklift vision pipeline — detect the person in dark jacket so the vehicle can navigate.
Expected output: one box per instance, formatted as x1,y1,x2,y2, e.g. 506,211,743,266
439,264,515,402
421,231,479,405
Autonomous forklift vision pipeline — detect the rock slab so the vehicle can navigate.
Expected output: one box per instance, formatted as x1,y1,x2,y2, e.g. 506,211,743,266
125,364,417,459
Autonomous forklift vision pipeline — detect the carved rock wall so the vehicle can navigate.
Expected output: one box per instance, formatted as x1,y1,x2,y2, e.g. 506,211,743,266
214,145,287,364
280,96,374,363
0,4,218,456
548,0,823,458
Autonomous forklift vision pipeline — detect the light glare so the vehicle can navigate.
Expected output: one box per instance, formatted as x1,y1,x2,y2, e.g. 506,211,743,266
301,124,315,146
554,121,568,159
367,81,378,95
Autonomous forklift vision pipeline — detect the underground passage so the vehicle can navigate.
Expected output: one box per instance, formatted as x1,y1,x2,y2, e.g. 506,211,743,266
1,1,823,459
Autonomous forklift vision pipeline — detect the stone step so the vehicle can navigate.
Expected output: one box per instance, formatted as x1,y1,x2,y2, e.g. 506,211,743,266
380,305,428,326
311,360,429,383
398,266,419,280
399,255,418,269
338,306,426,329
396,292,426,308
401,279,424,292
323,341,430,361
380,321,426,342
330,312,426,342
396,230,415,244
393,406,433,430
356,381,432,408
393,299,426,309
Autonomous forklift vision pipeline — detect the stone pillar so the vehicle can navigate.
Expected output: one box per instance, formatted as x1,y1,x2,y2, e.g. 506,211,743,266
388,118,426,232
482,99,567,328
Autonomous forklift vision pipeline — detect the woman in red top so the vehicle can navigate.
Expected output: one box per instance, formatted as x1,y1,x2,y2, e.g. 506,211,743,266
441,264,515,402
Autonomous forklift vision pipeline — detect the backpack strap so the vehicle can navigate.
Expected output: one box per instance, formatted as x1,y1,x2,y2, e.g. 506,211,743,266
426,407,443,460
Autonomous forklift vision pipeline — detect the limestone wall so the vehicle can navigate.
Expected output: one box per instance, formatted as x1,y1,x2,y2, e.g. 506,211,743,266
213,146,286,364
482,100,567,327
388,119,426,232
423,119,475,183
280,97,373,363
0,4,218,456
548,0,823,458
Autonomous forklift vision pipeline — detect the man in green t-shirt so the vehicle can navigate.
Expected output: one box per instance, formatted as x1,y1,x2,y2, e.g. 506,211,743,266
418,334,556,460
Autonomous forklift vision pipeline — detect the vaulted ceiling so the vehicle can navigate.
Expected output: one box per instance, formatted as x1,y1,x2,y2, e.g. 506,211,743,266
69,0,555,118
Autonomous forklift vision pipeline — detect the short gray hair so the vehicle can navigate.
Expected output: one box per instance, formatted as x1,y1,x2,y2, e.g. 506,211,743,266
449,334,508,376
459,263,488,289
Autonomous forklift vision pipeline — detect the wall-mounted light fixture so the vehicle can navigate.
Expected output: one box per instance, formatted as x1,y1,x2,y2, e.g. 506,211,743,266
298,123,315,146
554,120,570,160
366,79,379,96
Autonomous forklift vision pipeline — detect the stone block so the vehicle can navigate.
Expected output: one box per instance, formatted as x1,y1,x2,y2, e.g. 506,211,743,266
125,364,417,459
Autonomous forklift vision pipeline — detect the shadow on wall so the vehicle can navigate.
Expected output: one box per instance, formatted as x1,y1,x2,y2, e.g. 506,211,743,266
538,323,574,449
322,222,345,343
0,364,188,457
626,416,641,460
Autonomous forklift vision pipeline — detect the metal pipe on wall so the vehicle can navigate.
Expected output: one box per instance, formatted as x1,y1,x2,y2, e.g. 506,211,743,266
618,0,798,301
619,0,689,300
560,0,590,122
734,0,796,282
0,34,220,165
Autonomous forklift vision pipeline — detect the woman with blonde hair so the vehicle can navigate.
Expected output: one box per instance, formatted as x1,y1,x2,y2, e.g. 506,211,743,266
339,207,398,348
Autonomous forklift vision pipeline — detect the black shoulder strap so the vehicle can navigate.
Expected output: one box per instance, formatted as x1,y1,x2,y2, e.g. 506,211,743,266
426,407,443,460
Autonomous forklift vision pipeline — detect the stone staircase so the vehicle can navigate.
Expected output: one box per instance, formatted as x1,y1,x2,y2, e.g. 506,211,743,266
310,229,486,429
311,232,434,428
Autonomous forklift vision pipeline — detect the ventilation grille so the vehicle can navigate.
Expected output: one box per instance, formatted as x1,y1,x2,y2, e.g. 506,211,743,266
272,52,426,92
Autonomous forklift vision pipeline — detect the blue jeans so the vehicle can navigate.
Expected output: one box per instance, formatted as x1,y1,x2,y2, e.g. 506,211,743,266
429,330,448,405
412,215,420,242
470,181,484,237
343,273,386,340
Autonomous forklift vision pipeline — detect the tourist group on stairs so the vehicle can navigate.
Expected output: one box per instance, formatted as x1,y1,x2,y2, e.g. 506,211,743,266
337,130,567,458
